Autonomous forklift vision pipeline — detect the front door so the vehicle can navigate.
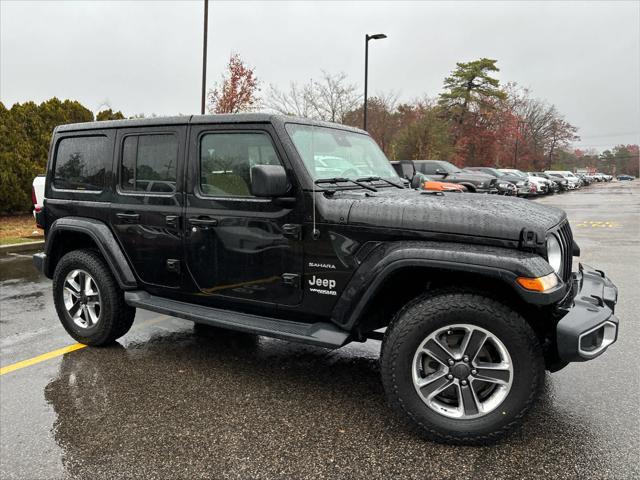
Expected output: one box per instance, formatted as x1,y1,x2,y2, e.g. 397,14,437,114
111,126,185,289
184,125,303,308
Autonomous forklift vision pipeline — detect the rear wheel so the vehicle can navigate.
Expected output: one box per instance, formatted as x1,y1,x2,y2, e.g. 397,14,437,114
380,291,544,445
53,249,135,346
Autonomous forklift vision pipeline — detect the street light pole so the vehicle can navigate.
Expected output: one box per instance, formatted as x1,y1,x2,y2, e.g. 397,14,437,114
363,33,386,131
200,0,209,115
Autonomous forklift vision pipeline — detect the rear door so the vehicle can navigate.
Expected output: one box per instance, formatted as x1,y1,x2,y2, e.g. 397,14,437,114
111,126,185,289
183,124,304,309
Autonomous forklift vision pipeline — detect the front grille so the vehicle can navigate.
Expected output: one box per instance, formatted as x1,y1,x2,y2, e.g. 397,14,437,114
555,221,574,282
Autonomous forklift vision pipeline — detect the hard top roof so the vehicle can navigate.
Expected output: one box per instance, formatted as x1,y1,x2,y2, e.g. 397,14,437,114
55,113,368,134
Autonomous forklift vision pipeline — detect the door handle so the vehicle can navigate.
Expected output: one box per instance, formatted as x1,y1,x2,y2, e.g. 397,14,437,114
116,213,140,224
165,215,179,228
189,217,218,227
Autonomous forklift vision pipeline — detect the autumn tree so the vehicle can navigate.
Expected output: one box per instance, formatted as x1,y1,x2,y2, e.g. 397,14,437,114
501,83,579,170
342,92,399,155
392,105,454,160
437,59,507,166
208,54,260,114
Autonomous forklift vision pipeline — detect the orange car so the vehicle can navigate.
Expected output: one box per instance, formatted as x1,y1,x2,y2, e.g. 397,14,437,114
420,174,467,192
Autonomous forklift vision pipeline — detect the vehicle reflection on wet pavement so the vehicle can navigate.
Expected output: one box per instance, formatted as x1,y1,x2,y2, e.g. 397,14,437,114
1,181,639,479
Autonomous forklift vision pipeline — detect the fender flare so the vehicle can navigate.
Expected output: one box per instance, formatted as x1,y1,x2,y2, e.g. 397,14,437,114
44,217,137,289
331,240,566,330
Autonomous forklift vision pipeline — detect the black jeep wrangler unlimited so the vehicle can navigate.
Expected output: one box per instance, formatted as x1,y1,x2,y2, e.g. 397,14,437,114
34,114,619,445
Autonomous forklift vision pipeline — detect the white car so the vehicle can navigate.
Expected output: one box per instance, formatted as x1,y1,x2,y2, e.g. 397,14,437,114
545,170,581,190
499,168,550,195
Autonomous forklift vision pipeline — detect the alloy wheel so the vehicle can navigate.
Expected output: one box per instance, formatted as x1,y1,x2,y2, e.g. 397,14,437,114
412,324,513,419
62,269,102,329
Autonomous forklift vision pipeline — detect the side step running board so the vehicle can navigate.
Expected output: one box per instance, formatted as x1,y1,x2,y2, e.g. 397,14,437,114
124,291,350,349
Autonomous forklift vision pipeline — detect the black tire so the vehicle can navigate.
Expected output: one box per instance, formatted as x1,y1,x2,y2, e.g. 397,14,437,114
380,291,544,445
53,249,136,346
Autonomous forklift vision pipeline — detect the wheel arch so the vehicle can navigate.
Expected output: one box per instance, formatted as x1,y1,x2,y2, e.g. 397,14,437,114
332,241,565,337
44,217,137,290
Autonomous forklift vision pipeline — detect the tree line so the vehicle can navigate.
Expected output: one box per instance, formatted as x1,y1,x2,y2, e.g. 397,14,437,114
210,54,638,176
1,55,637,213
0,100,125,213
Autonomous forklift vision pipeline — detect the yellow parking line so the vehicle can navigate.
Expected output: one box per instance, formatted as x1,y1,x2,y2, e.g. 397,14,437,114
0,343,86,375
0,315,169,376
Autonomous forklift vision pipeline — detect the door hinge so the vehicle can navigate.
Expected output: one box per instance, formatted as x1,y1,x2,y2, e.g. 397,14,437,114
282,273,300,288
282,224,302,240
166,259,180,274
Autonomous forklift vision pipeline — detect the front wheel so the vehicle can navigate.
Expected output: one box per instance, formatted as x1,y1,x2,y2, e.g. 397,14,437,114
380,291,544,445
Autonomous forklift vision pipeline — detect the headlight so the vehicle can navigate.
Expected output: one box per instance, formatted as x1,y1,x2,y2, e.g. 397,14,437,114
546,234,562,274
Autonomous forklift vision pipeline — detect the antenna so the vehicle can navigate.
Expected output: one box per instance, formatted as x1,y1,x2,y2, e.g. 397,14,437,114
311,128,320,240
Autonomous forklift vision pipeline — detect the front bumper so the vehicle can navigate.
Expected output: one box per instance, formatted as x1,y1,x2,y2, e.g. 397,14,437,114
476,187,499,194
556,264,619,362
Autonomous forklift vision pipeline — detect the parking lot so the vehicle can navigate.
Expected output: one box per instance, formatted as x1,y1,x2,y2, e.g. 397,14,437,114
1,180,638,479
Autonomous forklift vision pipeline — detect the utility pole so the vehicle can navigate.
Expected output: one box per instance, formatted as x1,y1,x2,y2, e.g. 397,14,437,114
200,0,209,115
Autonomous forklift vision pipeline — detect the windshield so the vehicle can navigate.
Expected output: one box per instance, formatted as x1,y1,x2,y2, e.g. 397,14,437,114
285,124,399,182
441,162,462,174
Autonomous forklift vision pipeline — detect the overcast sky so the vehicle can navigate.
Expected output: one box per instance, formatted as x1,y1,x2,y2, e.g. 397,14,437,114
2,0,639,150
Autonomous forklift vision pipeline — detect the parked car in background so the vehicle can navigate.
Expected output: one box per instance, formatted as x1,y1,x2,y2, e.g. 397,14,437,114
531,172,569,192
528,173,559,193
499,169,550,195
32,174,45,223
545,171,581,190
577,174,594,185
461,167,516,195
465,167,532,197
398,160,499,193
617,174,635,181
594,173,613,182
391,163,466,192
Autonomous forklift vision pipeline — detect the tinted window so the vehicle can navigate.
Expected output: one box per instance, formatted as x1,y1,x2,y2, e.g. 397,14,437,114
121,134,178,192
415,162,439,175
53,136,108,190
200,132,281,197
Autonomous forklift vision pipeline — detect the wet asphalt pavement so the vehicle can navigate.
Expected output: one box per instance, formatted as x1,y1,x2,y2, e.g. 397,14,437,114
1,181,639,479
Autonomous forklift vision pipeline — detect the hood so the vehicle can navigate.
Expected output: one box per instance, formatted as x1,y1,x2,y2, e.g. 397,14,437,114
340,188,566,242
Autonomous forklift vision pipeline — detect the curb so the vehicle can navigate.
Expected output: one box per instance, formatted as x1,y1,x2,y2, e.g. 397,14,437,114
0,240,45,254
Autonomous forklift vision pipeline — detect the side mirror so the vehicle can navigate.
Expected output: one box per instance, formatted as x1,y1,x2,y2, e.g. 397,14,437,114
400,160,416,180
250,165,290,197
435,168,447,176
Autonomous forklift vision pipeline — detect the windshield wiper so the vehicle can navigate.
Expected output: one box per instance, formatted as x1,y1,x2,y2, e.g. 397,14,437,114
356,176,405,189
314,177,378,192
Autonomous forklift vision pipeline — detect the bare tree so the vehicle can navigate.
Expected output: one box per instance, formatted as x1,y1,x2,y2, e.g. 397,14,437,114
265,81,313,117
307,71,361,122
265,71,360,123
